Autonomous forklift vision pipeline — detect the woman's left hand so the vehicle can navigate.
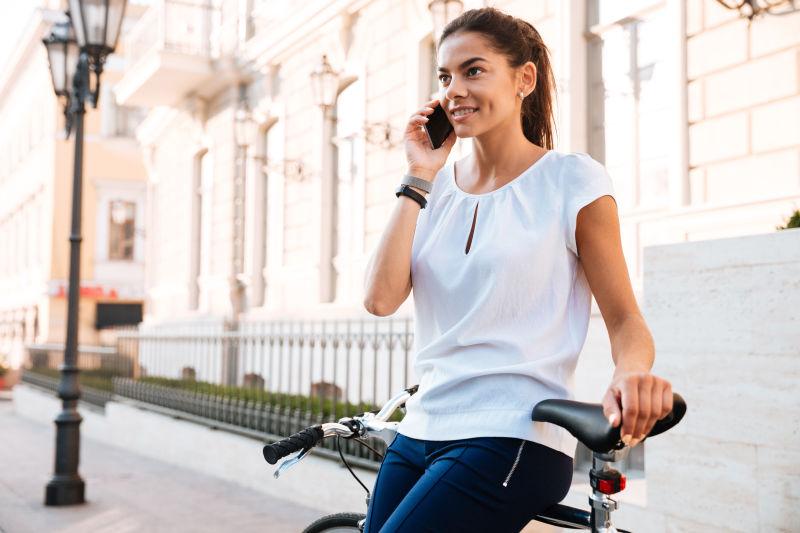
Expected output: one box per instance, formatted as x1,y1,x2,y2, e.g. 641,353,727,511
601,370,673,447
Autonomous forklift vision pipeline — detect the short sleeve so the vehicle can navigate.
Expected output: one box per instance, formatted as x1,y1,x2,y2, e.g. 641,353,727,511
562,153,616,256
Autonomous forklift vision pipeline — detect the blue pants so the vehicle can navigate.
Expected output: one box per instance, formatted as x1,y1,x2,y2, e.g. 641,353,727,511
363,433,573,533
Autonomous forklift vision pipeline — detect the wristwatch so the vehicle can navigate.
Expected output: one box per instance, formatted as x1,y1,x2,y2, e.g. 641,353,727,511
395,184,427,209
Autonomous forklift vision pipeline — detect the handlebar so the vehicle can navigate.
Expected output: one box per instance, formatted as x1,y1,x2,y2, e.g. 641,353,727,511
263,425,325,465
262,386,417,468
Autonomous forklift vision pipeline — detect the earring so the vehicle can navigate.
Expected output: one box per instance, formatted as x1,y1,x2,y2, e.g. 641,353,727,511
518,90,525,99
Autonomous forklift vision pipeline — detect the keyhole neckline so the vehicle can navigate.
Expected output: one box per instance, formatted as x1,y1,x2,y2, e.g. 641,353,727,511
450,149,553,199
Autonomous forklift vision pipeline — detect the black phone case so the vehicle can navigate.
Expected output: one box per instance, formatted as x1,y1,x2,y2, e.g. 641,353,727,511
424,104,454,149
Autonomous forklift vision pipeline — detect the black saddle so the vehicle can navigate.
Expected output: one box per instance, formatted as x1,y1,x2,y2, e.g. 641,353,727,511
532,393,686,453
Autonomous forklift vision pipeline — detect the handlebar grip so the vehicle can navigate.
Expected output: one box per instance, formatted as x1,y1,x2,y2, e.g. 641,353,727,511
262,425,324,465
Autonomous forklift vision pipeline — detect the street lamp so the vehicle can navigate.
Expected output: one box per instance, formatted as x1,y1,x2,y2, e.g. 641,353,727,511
428,0,464,42
68,0,127,69
714,0,799,21
42,17,79,105
42,0,128,507
310,55,339,109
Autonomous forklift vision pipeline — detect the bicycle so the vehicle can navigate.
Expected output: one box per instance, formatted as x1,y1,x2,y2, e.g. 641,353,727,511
263,385,687,532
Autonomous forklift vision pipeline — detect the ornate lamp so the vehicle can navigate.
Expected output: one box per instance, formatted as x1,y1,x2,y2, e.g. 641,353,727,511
714,0,799,20
67,0,127,68
310,55,339,109
43,16,79,102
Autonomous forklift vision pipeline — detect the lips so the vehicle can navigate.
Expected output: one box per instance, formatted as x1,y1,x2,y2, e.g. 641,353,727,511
450,107,478,122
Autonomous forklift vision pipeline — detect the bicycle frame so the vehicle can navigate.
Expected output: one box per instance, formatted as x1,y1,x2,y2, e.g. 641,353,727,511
270,388,632,533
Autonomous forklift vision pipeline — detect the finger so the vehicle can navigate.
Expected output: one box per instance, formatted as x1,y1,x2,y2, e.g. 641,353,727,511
412,105,436,118
620,379,638,445
662,383,674,419
644,382,664,438
601,388,622,428
633,376,653,441
405,115,429,132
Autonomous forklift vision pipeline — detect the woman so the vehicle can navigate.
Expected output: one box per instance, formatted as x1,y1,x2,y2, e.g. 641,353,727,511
362,7,673,532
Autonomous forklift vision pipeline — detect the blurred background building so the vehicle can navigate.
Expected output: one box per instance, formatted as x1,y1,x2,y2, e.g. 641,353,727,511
108,0,799,328
0,1,148,374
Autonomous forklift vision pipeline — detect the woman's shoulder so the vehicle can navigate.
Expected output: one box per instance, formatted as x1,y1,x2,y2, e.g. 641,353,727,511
546,150,611,190
548,150,606,175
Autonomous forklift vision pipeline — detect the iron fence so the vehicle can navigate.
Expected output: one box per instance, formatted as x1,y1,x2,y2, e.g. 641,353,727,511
114,317,415,467
22,343,128,408
20,318,628,473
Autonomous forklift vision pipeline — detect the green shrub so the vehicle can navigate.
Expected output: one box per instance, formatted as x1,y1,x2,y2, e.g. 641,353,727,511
137,376,402,421
25,367,115,392
777,209,800,230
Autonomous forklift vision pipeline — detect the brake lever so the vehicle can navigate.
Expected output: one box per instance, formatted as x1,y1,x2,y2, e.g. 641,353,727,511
273,447,313,479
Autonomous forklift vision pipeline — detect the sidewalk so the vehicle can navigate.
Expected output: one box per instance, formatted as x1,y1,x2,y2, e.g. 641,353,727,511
0,399,324,533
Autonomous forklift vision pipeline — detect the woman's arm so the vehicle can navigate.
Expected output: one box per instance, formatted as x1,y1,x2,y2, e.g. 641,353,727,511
575,195,673,448
363,191,428,316
363,98,456,316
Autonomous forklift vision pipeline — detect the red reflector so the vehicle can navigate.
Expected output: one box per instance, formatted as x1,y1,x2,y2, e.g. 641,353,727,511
597,475,626,494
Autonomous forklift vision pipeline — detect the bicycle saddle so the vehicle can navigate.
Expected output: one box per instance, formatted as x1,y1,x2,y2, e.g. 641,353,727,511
531,392,686,453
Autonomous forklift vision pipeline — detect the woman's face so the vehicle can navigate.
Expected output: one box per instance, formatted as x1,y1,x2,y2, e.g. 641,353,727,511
436,31,531,139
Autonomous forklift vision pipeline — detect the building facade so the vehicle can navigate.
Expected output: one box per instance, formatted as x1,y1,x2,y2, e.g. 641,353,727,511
116,0,799,331
0,2,148,373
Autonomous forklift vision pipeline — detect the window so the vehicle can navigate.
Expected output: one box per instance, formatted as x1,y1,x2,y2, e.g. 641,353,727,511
95,302,143,329
587,1,670,211
189,150,211,310
420,36,438,101
101,84,147,137
108,200,136,260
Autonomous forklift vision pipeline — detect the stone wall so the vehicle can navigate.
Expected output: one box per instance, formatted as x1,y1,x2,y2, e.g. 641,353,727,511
641,228,800,531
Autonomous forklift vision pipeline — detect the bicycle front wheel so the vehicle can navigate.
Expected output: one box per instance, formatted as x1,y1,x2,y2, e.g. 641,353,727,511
302,512,366,533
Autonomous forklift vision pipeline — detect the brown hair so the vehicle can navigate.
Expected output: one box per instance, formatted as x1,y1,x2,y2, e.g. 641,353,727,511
439,7,557,149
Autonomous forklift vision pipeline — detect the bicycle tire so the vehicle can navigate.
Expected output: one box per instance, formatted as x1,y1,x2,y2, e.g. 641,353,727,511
302,512,366,533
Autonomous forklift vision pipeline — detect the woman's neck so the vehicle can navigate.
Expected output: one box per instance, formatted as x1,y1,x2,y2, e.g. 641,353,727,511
461,123,546,188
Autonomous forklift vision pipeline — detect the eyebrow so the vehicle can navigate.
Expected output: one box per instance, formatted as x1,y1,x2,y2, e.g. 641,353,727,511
437,57,487,73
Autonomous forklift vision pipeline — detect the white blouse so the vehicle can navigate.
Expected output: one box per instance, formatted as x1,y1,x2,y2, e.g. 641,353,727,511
398,150,616,459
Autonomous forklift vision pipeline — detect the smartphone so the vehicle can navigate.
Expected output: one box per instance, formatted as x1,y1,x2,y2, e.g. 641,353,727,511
424,103,454,150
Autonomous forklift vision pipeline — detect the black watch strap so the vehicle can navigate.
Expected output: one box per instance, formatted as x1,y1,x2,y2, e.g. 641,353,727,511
395,184,427,209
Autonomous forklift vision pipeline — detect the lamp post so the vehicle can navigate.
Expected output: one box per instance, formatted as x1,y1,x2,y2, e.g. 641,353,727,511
42,0,127,506
310,55,340,303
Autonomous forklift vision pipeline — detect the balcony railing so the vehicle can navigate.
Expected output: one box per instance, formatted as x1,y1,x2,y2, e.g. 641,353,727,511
124,0,221,69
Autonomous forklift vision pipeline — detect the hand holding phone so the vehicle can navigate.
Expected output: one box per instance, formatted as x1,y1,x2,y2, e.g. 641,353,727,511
424,103,454,150
404,99,456,182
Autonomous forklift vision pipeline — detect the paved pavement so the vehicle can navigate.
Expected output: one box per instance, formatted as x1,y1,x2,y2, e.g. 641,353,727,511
0,400,325,533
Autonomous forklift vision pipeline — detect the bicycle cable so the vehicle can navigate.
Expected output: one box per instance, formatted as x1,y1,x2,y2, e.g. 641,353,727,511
336,436,371,496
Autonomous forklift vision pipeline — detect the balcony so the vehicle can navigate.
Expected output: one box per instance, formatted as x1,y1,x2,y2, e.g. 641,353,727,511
115,0,237,107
